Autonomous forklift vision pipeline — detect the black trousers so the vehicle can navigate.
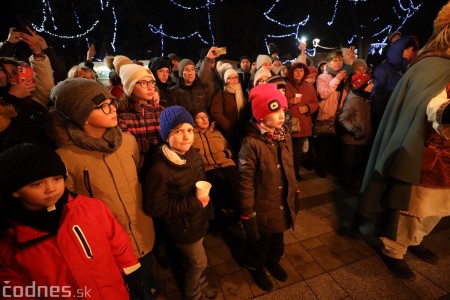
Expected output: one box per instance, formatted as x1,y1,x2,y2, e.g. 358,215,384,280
246,231,284,270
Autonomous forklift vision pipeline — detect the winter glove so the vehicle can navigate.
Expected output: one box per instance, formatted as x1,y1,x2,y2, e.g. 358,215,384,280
125,266,146,298
241,216,261,241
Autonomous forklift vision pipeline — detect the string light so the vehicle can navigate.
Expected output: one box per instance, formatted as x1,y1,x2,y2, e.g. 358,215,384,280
148,0,222,54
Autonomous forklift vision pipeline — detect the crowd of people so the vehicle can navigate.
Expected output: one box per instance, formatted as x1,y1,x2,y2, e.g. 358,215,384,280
0,1,449,298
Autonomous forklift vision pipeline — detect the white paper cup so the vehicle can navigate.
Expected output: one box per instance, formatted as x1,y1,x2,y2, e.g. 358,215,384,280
295,93,302,98
195,181,212,198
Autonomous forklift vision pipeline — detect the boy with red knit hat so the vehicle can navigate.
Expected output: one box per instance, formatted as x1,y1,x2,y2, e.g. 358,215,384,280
238,83,300,291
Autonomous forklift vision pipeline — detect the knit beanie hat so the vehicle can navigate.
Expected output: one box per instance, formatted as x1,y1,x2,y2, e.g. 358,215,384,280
267,75,286,90
256,54,272,70
239,55,250,63
113,55,133,74
159,106,195,141
149,57,172,73
119,64,155,96
52,78,115,128
223,68,238,83
351,59,368,73
0,143,67,197
168,53,181,62
249,83,288,120
217,62,233,79
351,74,373,91
253,68,272,86
178,59,195,77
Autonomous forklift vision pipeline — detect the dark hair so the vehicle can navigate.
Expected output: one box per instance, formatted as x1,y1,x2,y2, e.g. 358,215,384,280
109,71,122,86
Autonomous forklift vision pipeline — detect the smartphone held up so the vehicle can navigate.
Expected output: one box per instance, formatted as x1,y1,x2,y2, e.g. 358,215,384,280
18,65,34,84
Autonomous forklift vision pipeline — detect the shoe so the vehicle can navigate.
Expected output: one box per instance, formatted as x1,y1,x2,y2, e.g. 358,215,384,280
409,245,439,264
248,268,273,291
378,252,415,279
265,262,288,281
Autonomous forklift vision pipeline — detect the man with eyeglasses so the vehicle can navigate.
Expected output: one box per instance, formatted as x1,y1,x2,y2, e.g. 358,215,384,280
169,47,222,116
47,77,160,298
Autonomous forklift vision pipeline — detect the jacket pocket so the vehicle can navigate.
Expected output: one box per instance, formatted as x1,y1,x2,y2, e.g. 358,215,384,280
72,225,93,259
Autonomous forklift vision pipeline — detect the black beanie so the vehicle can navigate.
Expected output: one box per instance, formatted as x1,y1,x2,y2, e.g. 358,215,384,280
149,57,172,73
0,143,67,197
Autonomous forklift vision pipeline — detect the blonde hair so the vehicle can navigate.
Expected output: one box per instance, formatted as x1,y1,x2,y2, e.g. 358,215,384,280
67,65,96,80
419,1,450,55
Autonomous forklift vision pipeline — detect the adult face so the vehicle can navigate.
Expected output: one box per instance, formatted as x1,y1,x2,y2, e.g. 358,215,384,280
171,60,179,72
327,57,343,72
182,65,196,86
156,68,170,84
167,123,194,154
226,73,239,85
403,46,415,61
293,67,305,82
2,63,18,84
240,59,251,72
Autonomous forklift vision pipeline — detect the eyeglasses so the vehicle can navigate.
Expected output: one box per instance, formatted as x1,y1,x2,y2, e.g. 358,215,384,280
257,79,268,84
94,99,118,115
136,80,156,88
195,115,209,120
227,76,239,81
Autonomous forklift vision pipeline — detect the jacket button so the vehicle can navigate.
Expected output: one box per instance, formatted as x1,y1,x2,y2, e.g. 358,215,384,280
277,164,281,168
280,205,284,209
278,186,282,189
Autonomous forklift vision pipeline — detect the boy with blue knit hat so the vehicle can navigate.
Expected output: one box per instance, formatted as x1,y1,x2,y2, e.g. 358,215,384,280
238,84,300,291
144,106,218,300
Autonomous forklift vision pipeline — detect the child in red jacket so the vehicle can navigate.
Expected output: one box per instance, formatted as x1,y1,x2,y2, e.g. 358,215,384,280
0,143,147,299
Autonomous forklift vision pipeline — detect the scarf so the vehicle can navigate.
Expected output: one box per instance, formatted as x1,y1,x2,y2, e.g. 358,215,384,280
225,83,245,116
5,189,70,236
254,119,286,142
67,123,122,153
161,144,187,165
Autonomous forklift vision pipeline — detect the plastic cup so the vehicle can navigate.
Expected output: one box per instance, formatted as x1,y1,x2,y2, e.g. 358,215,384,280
195,181,212,198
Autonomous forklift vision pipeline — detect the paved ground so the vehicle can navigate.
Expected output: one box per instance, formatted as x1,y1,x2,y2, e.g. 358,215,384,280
154,169,450,300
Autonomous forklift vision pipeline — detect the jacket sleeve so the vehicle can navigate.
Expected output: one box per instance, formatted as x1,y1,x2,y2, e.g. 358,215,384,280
29,55,55,108
93,198,140,274
42,46,67,84
316,73,341,100
338,97,360,133
237,139,257,216
210,91,231,133
198,57,216,109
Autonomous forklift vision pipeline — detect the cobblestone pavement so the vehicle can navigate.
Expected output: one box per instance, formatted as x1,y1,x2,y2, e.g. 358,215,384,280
154,169,450,300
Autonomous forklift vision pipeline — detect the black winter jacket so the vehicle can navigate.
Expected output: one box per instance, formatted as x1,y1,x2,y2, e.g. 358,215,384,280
144,146,209,244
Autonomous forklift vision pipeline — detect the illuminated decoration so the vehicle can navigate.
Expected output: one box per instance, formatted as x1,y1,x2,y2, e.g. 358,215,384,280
31,0,118,54
263,0,312,55
148,0,223,56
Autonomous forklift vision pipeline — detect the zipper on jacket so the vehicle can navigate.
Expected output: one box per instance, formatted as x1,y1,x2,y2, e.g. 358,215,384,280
72,225,93,258
83,168,94,198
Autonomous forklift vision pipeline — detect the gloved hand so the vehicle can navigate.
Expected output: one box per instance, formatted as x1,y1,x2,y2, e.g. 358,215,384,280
241,216,261,241
353,129,364,140
124,267,146,298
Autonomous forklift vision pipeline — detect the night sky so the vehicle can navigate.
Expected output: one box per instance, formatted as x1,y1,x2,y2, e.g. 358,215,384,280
1,0,447,68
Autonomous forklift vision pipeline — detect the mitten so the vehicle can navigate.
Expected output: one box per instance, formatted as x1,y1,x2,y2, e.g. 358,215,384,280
124,267,146,298
241,216,261,241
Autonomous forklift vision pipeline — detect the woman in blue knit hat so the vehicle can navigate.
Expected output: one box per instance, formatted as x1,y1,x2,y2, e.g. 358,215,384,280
144,106,218,300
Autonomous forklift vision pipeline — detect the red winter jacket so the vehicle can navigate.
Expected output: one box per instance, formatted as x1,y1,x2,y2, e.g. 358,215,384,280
0,194,139,299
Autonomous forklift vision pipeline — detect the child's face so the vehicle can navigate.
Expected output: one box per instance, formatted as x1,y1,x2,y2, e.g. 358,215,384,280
133,75,156,102
12,176,65,211
85,99,118,129
167,123,194,154
194,112,210,131
261,108,286,131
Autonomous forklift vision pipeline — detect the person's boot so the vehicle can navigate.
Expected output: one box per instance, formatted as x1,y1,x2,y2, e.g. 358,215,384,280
248,268,273,291
265,261,288,281
409,244,439,264
378,251,415,279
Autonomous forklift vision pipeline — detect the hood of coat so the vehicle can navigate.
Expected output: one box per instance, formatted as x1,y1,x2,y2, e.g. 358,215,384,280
386,36,415,71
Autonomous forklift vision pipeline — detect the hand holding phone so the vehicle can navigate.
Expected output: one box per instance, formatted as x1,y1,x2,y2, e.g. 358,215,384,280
216,47,227,56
